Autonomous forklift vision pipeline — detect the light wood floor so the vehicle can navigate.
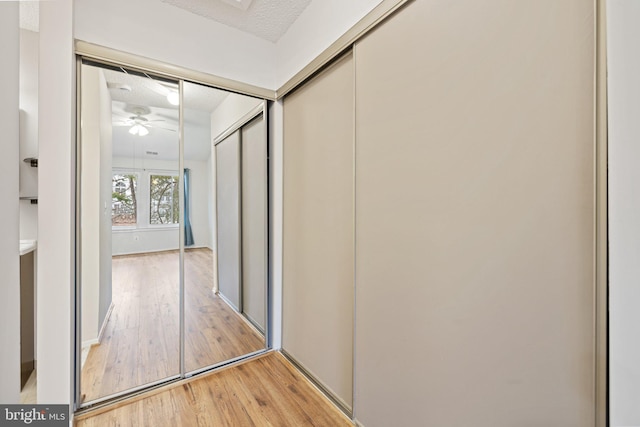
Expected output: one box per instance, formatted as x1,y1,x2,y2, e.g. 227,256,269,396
81,249,265,403
20,370,37,404
184,249,264,372
76,352,352,427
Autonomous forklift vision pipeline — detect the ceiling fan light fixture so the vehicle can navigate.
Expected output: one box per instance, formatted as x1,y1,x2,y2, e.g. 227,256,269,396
129,124,149,136
167,91,180,106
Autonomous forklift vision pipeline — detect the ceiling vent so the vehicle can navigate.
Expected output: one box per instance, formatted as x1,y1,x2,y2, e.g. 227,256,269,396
107,82,132,92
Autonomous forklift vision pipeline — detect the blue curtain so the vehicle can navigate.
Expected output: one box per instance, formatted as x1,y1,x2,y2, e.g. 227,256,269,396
184,168,194,246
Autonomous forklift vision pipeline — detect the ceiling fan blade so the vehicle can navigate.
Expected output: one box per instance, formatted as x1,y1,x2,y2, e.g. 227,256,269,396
112,111,133,119
152,126,178,132
155,112,179,121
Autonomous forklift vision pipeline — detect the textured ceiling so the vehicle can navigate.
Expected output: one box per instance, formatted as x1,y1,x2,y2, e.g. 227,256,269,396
160,0,313,43
18,0,313,43
103,68,235,114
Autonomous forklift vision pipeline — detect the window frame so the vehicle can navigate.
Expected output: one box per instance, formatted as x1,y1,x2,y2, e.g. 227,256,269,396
148,173,180,227
111,170,140,230
111,168,180,232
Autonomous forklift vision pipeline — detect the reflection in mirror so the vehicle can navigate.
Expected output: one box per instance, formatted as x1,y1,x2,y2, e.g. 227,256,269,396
79,63,180,404
78,62,269,405
183,82,267,374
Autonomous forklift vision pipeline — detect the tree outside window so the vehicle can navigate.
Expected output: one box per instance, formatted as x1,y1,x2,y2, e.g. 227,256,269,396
150,175,179,225
112,173,138,226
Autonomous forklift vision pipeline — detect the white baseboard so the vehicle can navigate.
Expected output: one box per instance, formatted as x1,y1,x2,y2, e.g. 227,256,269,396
97,302,115,344
81,338,99,349
112,247,179,257
185,245,212,251
218,291,240,312
113,245,212,257
82,301,114,349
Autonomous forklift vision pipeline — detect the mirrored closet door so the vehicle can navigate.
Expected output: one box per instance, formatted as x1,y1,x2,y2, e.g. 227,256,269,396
182,81,267,375
77,61,269,408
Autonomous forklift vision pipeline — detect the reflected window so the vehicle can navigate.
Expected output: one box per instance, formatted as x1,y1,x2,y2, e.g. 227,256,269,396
112,172,138,226
150,174,179,225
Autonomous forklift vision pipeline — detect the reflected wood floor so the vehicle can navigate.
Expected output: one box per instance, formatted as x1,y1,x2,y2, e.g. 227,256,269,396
76,352,352,427
20,370,37,404
184,249,264,373
81,248,264,403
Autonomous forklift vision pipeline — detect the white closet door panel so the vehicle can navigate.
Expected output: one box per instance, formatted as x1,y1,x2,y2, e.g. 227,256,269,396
241,115,267,331
216,131,241,310
283,53,354,409
354,1,595,426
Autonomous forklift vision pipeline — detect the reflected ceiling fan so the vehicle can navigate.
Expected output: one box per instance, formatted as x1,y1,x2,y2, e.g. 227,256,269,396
113,106,177,136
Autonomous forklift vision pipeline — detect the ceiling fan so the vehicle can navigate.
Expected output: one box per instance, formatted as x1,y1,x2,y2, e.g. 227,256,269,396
113,106,177,136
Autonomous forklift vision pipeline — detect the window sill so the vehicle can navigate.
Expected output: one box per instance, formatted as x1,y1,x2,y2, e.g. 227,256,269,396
112,226,179,233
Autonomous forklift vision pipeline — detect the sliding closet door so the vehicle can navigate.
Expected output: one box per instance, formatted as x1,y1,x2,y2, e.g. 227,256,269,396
283,53,354,411
241,115,267,332
78,64,271,406
353,1,595,426
216,131,242,310
183,83,266,373
78,63,181,405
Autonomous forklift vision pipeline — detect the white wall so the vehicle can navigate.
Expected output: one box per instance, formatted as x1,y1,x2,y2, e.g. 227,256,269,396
19,29,39,240
112,227,179,256
608,1,640,425
268,100,283,350
37,0,74,405
275,0,384,87
80,66,113,345
209,147,218,294
185,158,212,249
207,154,214,254
183,115,213,250
75,0,388,91
0,1,21,404
111,156,211,255
98,70,113,336
210,93,263,141
74,0,277,89
80,67,100,344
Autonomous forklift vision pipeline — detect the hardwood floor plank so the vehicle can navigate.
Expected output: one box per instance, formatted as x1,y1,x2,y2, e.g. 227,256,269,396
76,353,352,427
81,249,265,402
184,248,265,372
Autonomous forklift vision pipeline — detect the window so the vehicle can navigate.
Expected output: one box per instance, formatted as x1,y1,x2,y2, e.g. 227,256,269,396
150,175,179,225
112,173,138,226
111,170,179,229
